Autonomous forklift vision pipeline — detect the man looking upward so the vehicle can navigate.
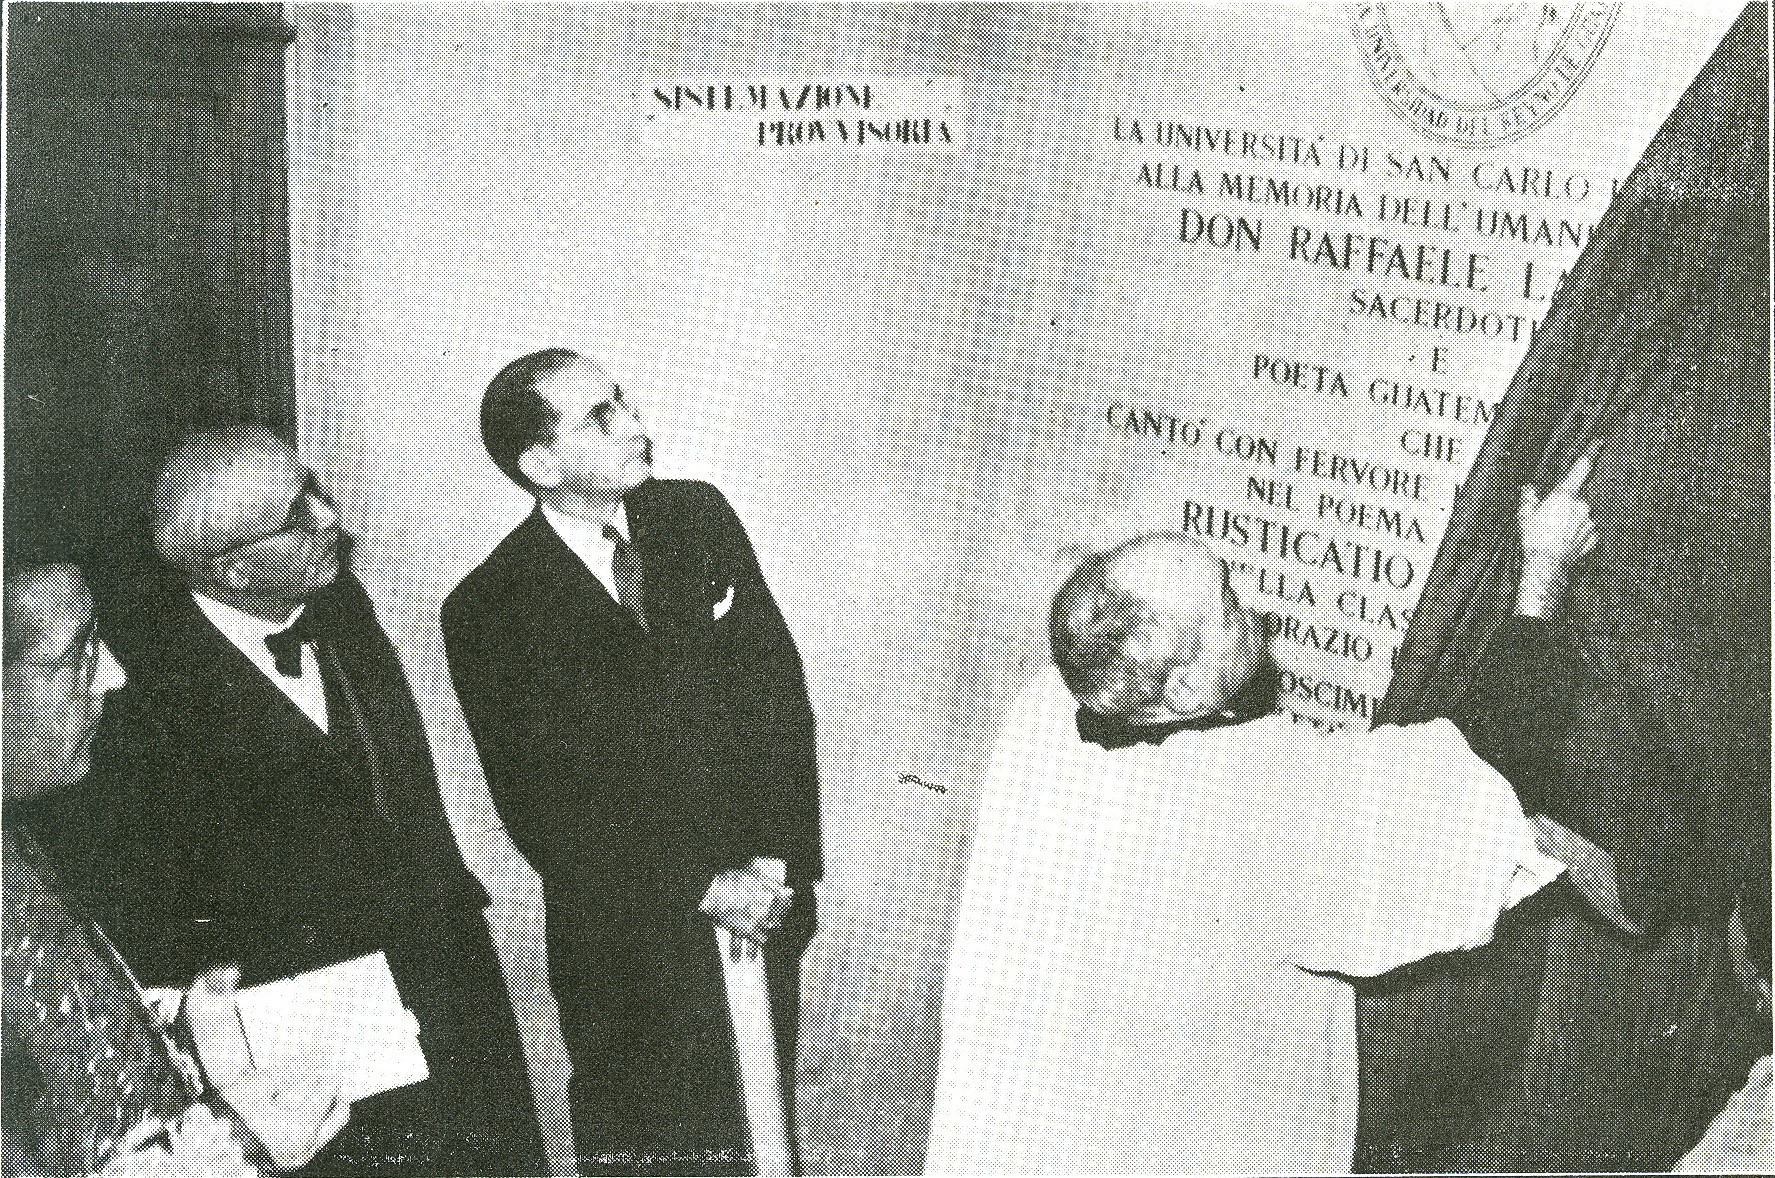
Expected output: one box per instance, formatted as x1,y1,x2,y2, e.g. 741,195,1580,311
444,350,821,1176
21,427,544,1176
927,453,1604,1173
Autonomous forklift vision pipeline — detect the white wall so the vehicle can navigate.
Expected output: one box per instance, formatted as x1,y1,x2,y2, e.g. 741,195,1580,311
286,5,1739,1171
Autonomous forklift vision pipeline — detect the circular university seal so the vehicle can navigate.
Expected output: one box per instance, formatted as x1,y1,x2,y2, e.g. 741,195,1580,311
1351,1,1623,147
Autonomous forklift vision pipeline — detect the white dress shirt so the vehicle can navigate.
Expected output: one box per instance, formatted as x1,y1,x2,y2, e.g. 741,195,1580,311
540,502,632,603
192,593,329,731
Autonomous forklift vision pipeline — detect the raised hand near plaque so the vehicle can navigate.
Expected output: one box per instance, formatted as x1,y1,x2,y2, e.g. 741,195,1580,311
1516,439,1600,619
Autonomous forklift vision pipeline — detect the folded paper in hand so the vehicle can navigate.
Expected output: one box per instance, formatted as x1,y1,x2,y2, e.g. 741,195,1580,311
235,951,428,1103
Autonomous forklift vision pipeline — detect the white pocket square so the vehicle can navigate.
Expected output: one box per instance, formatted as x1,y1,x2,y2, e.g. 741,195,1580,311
712,584,737,620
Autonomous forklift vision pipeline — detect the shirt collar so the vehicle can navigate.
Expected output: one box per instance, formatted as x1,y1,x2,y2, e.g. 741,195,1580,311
192,591,304,644
540,501,630,546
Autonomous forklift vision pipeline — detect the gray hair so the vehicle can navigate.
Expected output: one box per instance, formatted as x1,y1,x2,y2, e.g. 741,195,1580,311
1049,533,1228,719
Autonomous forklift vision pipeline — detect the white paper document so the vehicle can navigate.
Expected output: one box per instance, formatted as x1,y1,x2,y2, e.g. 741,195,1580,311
236,951,429,1104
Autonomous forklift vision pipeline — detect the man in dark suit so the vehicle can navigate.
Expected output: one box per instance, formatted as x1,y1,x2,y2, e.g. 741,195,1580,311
22,426,545,1177
442,350,821,1176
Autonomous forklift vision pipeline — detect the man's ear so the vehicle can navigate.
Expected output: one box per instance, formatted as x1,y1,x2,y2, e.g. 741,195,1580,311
1160,658,1214,720
517,444,562,490
218,556,249,592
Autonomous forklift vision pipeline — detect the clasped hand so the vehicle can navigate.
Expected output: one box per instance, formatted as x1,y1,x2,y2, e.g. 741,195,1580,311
182,965,351,1171
700,860,793,961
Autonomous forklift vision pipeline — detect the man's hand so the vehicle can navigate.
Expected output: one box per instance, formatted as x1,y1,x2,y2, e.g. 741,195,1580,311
101,1107,256,1177
212,1066,350,1171
1530,814,1641,936
1516,440,1600,619
183,966,351,1171
700,863,793,961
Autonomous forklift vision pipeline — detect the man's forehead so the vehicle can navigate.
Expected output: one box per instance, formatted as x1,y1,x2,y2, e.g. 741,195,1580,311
166,431,304,493
204,447,306,506
538,362,620,415
6,568,95,661
220,442,304,485
164,443,313,548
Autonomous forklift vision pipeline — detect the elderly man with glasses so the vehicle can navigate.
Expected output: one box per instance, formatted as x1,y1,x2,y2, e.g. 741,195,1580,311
20,426,544,1177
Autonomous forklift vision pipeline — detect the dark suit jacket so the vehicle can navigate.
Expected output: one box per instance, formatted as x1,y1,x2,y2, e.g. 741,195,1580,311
29,571,487,986
442,480,821,921
23,570,543,1177
442,479,821,1168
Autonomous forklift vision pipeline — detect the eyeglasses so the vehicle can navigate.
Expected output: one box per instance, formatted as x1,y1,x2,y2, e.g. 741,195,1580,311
557,387,643,438
10,627,104,693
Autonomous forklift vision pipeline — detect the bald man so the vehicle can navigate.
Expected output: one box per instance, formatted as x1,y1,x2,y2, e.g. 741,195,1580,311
20,427,544,1177
927,476,1603,1174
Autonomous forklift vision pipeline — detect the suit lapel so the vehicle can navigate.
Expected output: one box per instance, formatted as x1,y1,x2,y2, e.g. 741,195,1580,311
514,508,643,637
153,589,334,742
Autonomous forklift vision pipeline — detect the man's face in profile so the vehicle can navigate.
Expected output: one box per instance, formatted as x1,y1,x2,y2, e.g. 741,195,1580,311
529,361,653,499
189,442,345,603
3,572,126,801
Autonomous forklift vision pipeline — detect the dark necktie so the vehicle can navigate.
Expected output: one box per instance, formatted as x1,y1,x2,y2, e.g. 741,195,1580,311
605,524,647,628
265,611,318,678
